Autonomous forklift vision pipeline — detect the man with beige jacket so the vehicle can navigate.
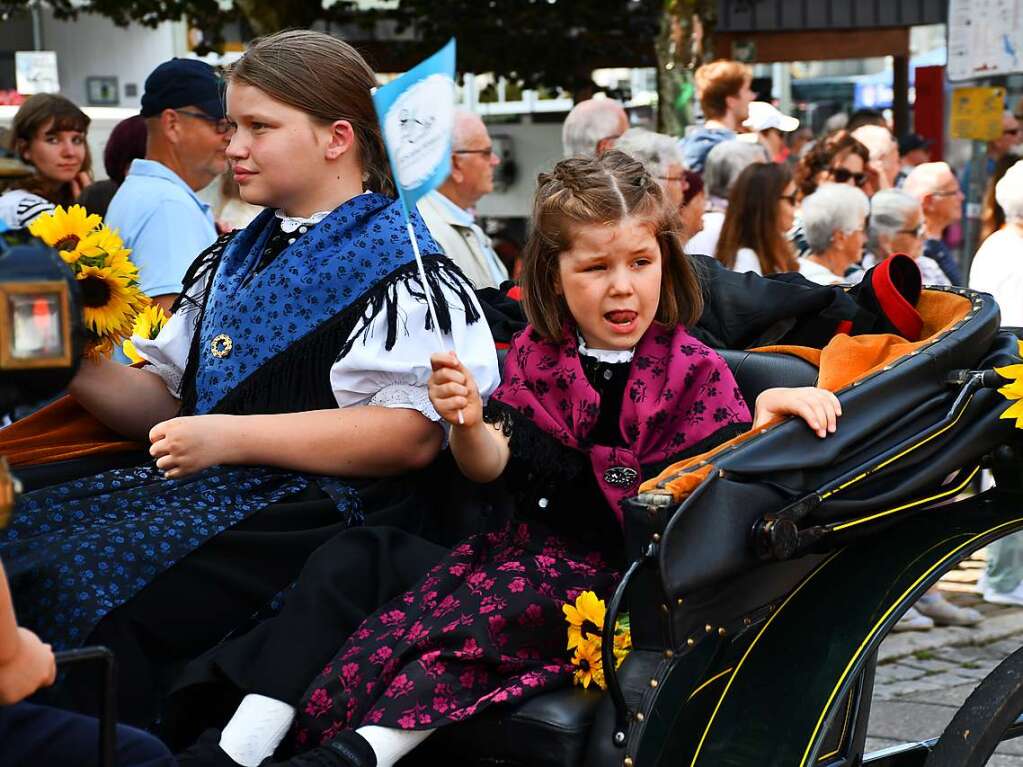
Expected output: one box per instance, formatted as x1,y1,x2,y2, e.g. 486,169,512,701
418,111,509,289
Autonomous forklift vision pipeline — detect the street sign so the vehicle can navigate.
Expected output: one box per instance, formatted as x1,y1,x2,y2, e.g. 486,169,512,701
949,86,1006,141
948,0,1023,81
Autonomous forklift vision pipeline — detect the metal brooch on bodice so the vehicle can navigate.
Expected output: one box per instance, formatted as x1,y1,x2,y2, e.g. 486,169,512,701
603,466,638,488
210,334,233,359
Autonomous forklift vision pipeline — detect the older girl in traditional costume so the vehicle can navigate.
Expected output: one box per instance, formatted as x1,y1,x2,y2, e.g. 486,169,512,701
190,151,840,767
0,30,498,722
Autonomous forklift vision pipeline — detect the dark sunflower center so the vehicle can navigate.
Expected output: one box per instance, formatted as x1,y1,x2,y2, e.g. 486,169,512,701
79,275,111,308
55,235,80,252
578,658,591,672
581,619,602,639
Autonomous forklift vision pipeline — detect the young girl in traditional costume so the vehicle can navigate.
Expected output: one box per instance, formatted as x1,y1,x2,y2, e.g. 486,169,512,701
189,151,841,767
0,30,498,722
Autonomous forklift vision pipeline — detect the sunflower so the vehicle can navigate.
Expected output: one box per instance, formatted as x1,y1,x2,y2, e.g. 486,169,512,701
613,622,632,668
571,638,605,690
76,226,133,269
122,305,169,364
77,265,139,340
996,341,1023,429
28,205,101,259
563,591,606,650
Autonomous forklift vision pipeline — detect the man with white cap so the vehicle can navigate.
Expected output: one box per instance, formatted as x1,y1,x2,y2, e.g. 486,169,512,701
740,101,799,163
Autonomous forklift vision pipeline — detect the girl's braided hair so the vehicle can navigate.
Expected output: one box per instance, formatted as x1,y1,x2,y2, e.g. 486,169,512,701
520,150,703,340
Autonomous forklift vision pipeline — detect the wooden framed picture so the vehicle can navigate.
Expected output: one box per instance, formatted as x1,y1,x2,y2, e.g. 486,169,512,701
0,280,73,369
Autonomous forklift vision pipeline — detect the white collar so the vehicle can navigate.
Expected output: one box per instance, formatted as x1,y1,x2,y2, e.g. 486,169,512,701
275,209,331,233
577,334,635,364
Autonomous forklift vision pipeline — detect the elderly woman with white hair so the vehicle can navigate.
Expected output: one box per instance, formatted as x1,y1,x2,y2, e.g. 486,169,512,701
797,183,870,284
684,139,769,256
864,189,951,286
615,127,687,208
971,159,1023,326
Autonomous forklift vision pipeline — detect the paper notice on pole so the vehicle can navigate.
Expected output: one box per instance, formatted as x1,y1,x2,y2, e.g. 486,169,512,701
950,86,1007,140
948,0,1023,81
15,51,60,95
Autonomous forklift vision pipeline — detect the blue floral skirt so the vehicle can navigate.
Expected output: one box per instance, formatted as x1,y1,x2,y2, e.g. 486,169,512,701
0,462,361,649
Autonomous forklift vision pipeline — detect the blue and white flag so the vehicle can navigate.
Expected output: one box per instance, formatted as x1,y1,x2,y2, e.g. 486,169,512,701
373,39,456,219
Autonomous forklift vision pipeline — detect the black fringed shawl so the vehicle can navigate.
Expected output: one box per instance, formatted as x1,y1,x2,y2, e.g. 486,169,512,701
172,201,480,417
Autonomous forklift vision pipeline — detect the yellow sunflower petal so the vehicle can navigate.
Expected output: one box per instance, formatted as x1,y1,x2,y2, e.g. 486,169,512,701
995,363,1023,382
28,205,101,251
1000,399,1023,429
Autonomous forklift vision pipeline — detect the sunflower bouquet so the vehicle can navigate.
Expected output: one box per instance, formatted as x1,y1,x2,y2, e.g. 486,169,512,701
563,591,632,690
28,205,149,359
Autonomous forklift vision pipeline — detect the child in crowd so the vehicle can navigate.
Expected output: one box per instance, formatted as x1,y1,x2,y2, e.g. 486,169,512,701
184,151,842,767
0,29,498,726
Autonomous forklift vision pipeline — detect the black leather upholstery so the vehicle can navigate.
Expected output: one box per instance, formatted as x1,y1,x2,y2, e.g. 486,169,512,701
715,349,818,406
401,687,602,766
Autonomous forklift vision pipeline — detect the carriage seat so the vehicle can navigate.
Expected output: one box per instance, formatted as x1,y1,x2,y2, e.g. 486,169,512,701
715,348,819,407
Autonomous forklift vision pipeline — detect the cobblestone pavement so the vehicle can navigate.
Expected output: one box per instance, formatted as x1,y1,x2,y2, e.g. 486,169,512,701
866,552,1023,764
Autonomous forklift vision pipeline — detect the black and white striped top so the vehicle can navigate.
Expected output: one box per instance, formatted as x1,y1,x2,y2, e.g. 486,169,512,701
0,189,54,230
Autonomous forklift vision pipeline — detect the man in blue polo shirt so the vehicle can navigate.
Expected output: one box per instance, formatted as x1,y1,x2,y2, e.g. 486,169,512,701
107,58,232,313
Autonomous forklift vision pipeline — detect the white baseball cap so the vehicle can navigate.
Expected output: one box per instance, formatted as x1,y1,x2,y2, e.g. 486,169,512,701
743,101,799,133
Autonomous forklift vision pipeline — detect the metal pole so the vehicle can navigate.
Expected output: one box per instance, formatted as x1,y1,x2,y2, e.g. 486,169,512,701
892,54,910,137
30,0,42,51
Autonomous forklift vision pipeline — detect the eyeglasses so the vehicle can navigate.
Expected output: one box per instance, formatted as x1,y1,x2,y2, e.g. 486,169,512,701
930,187,961,197
829,167,867,187
174,109,234,135
897,223,925,239
778,193,798,205
453,146,495,157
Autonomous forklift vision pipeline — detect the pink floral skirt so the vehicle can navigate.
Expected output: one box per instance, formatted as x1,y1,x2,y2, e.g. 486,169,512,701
291,520,619,748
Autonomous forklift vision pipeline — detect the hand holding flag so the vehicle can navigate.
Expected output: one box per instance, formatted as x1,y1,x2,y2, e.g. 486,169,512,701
372,39,464,422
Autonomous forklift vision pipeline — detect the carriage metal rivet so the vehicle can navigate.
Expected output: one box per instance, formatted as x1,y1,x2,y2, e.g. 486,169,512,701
624,758,634,767
661,604,670,614
705,624,713,633
652,533,661,542
718,627,727,636
677,597,684,606
664,649,674,658
614,732,626,745
744,616,752,626
687,638,695,646
649,678,659,688
636,712,645,722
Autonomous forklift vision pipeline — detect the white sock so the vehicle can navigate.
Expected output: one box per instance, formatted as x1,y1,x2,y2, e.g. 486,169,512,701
218,694,296,767
355,725,435,767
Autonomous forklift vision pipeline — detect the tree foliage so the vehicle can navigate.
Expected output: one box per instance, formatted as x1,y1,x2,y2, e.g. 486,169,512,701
3,0,662,95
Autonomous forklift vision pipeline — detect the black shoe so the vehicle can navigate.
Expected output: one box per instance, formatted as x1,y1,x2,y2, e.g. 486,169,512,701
176,728,244,767
267,731,377,767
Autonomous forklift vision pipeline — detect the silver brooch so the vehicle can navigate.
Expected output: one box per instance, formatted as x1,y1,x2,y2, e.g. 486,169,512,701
603,466,638,488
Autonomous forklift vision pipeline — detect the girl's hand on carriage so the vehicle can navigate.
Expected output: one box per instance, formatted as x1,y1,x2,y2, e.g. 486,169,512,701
429,352,482,428
753,387,842,438
0,627,56,704
149,415,239,479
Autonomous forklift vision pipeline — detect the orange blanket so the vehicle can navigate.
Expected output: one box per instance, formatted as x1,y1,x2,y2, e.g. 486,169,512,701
0,396,141,467
640,289,973,501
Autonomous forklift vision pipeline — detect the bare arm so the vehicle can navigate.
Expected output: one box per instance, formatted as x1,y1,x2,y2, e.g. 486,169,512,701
150,405,444,479
68,358,181,441
150,294,178,314
0,560,56,704
429,352,510,483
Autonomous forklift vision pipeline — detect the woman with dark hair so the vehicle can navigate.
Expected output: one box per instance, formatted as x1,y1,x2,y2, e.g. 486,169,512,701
715,162,798,275
789,129,870,258
980,154,1020,243
77,114,148,218
0,93,92,228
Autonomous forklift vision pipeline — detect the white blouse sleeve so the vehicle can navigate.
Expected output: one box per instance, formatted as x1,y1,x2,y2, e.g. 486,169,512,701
130,285,203,399
330,280,500,421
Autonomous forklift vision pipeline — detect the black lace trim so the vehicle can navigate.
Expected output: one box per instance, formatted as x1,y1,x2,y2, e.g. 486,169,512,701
484,400,589,497
176,253,480,416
